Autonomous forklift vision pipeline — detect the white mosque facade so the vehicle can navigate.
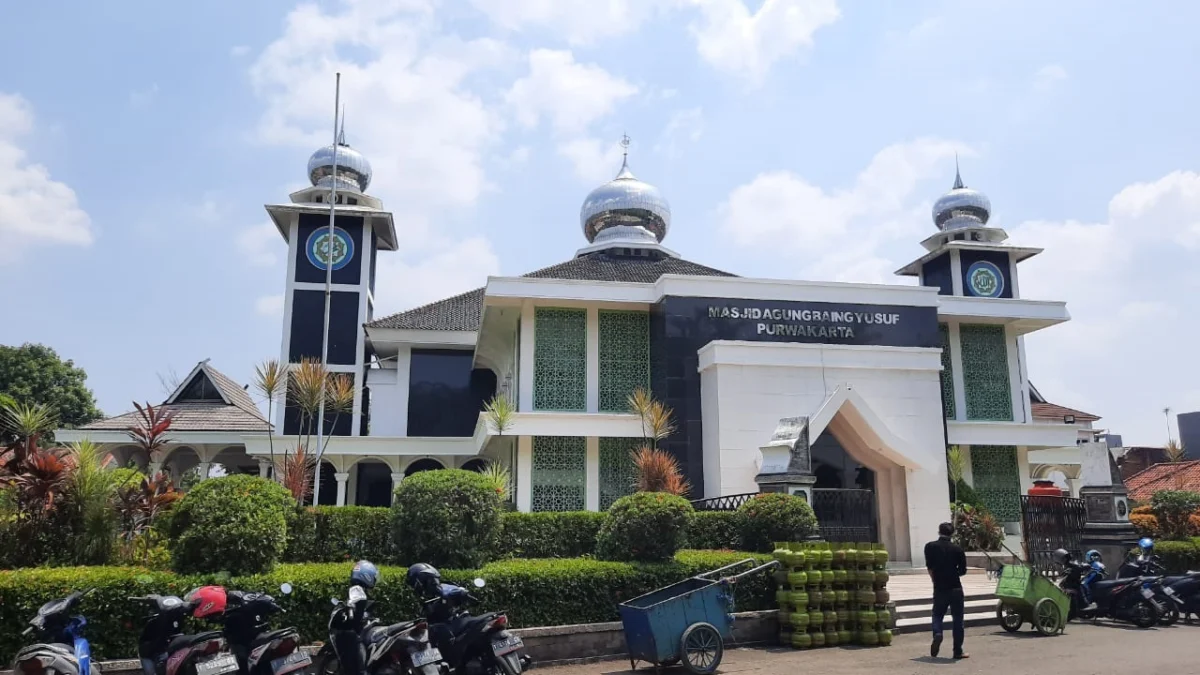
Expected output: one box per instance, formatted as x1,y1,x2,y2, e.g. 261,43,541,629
58,137,1103,566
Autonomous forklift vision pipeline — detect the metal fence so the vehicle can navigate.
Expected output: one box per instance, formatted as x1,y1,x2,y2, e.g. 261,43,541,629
690,492,757,512
812,488,878,542
1020,494,1087,577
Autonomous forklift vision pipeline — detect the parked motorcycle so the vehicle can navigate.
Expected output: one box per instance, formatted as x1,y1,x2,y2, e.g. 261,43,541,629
11,589,100,675
314,585,447,675
130,586,238,675
1118,553,1200,624
1057,553,1160,628
219,584,311,675
407,565,530,675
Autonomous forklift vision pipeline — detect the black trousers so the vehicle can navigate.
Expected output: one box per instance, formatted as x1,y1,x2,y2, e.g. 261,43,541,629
931,588,965,654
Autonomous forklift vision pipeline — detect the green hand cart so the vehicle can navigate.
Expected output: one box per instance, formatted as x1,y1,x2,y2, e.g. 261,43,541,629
992,560,1070,636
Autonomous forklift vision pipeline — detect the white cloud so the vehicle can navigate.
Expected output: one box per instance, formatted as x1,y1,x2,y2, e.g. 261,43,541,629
1010,170,1200,445
0,92,92,263
718,138,966,277
1032,64,1068,92
655,107,704,157
248,0,513,210
506,49,637,135
237,222,280,267
689,0,841,85
469,0,673,45
558,137,626,183
255,294,284,318
373,237,501,316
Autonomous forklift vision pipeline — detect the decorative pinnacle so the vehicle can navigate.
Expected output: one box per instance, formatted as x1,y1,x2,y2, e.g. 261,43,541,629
953,153,964,189
616,133,633,178
337,106,347,146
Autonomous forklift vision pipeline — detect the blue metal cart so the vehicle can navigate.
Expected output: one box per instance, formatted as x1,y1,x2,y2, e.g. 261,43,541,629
618,559,780,674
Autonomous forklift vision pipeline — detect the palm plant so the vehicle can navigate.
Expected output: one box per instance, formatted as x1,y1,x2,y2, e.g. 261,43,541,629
1165,439,1187,464
1,401,56,468
287,359,326,460
279,443,317,504
6,446,73,515
627,388,675,449
480,461,512,501
127,402,174,470
253,359,286,479
632,447,690,495
68,439,116,564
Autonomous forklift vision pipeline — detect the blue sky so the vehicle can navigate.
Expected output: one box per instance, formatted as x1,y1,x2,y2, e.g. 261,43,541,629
2,0,1198,446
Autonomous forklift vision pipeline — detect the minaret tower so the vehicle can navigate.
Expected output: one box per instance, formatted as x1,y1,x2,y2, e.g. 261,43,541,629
265,127,398,437
895,160,1041,298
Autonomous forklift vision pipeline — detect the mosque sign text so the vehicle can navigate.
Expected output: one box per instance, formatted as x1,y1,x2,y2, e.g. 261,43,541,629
706,305,903,340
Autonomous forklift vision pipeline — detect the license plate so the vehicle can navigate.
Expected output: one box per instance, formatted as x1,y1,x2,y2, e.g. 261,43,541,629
196,655,239,675
410,648,442,667
1164,587,1176,596
492,636,524,656
271,651,312,675
1142,588,1155,599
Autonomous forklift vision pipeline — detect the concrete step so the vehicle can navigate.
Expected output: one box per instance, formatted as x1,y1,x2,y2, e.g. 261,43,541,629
895,609,997,634
896,598,997,620
892,593,996,609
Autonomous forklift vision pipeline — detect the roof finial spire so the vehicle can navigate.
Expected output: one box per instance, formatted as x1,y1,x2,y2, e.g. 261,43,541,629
953,153,964,189
616,133,634,179
337,106,347,146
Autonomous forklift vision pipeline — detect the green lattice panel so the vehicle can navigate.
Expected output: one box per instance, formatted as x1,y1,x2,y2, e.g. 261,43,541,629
938,323,956,419
531,436,586,511
970,445,1021,522
599,437,639,510
959,324,1013,421
533,308,587,411
598,310,650,412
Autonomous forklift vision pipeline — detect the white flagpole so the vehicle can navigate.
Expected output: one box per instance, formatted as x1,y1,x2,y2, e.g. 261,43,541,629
312,73,341,507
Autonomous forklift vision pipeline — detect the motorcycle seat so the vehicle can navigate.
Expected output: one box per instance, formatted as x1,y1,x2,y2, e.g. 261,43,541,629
364,621,418,644
251,628,299,648
167,631,223,654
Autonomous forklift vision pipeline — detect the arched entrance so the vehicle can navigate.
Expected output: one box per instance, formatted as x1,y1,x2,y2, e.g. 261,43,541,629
405,458,444,477
354,459,393,507
810,432,878,543
461,458,488,472
304,461,337,506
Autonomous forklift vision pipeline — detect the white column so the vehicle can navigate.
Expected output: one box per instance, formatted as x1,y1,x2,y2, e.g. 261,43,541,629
948,322,967,421
335,472,350,506
196,462,212,481
950,249,964,296
394,346,412,436
258,461,271,479
585,436,600,511
518,302,536,412
1016,335,1032,424
516,435,533,512
1005,326,1022,423
1008,251,1021,299
390,472,405,504
586,307,599,413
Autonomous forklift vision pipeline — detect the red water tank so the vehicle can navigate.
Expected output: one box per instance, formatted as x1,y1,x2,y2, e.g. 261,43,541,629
1028,480,1064,497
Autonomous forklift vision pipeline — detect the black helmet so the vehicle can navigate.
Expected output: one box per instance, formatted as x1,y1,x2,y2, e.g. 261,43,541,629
1051,548,1071,565
406,563,441,596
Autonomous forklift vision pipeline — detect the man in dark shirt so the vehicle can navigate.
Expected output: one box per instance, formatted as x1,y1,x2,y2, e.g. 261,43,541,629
924,522,968,659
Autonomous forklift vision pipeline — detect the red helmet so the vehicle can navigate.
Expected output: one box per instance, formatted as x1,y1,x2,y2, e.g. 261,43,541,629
185,586,227,618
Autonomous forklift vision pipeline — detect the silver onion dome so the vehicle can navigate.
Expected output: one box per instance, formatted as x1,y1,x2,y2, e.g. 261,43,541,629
932,164,990,230
580,155,671,244
308,130,372,193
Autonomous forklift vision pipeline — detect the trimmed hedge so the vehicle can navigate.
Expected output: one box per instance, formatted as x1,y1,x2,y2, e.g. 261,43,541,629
285,506,393,563
597,493,693,562
686,512,740,550
0,550,773,664
500,512,605,558
736,493,819,552
169,475,294,575
391,470,504,568
1152,539,1200,573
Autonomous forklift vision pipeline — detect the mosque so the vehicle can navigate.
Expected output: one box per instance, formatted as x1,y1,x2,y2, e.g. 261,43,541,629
58,133,1103,565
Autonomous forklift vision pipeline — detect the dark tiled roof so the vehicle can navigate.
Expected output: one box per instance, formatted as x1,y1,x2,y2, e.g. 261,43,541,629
79,403,268,432
366,252,736,331
1030,402,1101,422
1126,460,1200,501
202,363,263,418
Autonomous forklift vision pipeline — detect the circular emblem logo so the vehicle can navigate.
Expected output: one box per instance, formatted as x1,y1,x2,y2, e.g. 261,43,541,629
966,261,1004,298
306,227,355,271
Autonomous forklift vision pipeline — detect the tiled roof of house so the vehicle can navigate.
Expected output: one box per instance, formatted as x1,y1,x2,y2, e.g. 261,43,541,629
78,361,267,433
1125,460,1200,501
366,252,736,331
1030,402,1100,422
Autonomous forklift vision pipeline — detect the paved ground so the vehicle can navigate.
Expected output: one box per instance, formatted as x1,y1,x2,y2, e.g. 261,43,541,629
888,571,994,602
534,622,1198,675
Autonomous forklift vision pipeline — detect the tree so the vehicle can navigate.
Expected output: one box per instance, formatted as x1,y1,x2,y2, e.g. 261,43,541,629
0,343,102,430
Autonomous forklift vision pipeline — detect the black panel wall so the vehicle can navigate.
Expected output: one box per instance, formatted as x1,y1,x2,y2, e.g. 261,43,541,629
959,249,1014,298
288,290,360,365
921,252,953,295
650,295,940,497
294,214,366,285
283,390,354,437
407,349,497,437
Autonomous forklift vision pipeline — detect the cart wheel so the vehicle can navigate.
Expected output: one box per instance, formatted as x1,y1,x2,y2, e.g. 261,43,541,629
996,602,1022,633
679,623,723,675
1033,598,1062,635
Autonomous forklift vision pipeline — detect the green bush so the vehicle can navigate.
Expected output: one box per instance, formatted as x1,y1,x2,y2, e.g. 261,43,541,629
390,469,502,568
736,493,818,552
1153,539,1200,573
169,475,294,575
596,492,693,562
500,512,606,558
285,506,394,563
1151,491,1200,541
951,479,981,507
686,511,740,550
0,551,773,664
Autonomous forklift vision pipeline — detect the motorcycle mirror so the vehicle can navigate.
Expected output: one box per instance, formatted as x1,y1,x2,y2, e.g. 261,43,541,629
280,583,293,595
473,578,486,589
330,597,339,606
